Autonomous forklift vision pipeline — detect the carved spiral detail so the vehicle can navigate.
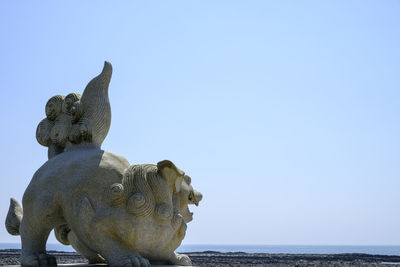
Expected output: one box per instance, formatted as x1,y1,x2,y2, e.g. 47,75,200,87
147,168,173,206
106,183,126,206
111,183,123,194
123,165,155,217
155,203,173,225
46,95,64,121
146,165,175,225
127,193,146,210
36,118,54,147
99,160,198,252
37,62,113,158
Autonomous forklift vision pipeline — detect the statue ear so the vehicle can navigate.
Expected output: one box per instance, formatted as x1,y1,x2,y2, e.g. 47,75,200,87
157,160,184,192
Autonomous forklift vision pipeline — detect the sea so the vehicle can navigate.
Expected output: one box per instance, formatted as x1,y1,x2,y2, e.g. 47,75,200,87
1,243,400,256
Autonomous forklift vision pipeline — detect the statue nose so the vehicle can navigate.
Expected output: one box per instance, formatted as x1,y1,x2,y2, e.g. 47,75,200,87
193,190,202,205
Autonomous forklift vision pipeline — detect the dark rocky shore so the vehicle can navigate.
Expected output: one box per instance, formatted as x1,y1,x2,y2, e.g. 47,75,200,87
2,249,400,266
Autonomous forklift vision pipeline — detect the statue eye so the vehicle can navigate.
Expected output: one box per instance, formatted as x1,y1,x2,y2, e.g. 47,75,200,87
105,183,125,207
110,184,123,194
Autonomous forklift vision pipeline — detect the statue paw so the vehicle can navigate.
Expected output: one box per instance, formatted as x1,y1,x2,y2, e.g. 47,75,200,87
169,253,192,266
21,253,57,266
109,254,150,267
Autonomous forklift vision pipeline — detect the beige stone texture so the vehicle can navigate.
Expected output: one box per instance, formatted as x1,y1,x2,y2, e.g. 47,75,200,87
5,62,202,267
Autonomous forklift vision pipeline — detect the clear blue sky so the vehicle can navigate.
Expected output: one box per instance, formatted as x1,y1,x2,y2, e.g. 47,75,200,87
0,1,400,246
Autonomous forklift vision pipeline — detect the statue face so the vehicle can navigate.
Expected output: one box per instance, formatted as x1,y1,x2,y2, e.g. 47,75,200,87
50,123,68,146
62,93,82,122
63,97,74,113
178,175,202,223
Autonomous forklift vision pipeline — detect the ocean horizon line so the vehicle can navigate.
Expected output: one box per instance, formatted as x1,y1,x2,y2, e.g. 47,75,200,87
3,242,400,246
1,243,400,256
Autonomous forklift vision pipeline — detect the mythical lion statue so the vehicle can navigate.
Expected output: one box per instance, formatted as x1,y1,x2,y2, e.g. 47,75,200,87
5,62,202,267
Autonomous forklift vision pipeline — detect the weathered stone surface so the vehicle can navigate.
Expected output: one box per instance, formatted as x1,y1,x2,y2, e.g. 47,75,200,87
5,62,202,267
35,62,112,159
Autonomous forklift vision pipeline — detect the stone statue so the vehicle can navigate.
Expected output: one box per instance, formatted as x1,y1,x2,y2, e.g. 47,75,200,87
5,62,202,267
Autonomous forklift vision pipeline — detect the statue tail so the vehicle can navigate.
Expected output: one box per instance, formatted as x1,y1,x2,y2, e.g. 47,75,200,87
5,198,23,236
80,61,112,147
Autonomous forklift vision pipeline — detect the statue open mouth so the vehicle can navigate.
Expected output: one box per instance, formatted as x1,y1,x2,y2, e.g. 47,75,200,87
189,190,203,206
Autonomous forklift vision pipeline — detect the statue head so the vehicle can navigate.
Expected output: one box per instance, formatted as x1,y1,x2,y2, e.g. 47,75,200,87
103,160,202,226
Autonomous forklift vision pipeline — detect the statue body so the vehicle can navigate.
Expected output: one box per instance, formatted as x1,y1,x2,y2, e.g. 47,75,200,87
6,62,202,267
